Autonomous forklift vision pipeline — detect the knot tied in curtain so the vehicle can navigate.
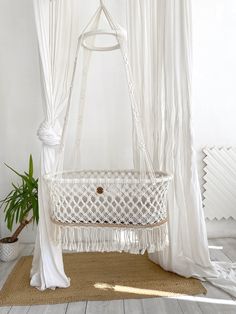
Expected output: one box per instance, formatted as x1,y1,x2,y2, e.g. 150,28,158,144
37,120,62,146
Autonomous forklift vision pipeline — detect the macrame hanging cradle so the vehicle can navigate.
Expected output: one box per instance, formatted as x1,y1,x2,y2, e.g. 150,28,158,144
45,1,172,254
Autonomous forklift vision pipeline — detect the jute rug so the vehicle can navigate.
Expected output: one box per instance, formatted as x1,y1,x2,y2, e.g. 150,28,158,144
0,252,206,306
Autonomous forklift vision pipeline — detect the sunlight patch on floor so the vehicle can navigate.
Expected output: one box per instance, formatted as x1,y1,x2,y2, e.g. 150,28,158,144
94,282,236,306
169,294,236,305
208,245,223,250
94,283,186,297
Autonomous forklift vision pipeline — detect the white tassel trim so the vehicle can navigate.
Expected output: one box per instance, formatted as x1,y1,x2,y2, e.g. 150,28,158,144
53,222,169,254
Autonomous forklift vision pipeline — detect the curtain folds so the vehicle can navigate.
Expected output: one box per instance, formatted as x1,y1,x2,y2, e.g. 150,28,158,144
31,0,80,290
127,0,236,297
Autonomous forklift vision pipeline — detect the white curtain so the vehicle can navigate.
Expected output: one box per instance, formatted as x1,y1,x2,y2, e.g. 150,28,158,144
127,0,236,297
31,0,80,289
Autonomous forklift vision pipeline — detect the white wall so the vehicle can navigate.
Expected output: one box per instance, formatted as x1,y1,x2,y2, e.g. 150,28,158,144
0,0,236,242
0,0,42,242
192,0,236,170
192,0,236,237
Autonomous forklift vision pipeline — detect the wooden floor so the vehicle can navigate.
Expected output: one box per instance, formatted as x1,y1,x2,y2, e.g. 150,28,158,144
0,238,236,314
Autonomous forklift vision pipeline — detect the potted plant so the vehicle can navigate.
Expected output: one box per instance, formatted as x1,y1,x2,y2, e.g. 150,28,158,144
0,155,38,262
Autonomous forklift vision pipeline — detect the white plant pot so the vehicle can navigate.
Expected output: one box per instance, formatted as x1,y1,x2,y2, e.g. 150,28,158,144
0,238,20,262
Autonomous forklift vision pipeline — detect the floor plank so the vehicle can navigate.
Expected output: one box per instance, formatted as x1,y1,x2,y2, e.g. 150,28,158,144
8,306,30,314
208,239,232,263
124,299,144,314
125,298,184,314
197,283,236,314
142,298,183,314
66,301,87,314
86,300,124,314
0,307,11,314
27,304,68,314
178,299,203,314
217,238,236,262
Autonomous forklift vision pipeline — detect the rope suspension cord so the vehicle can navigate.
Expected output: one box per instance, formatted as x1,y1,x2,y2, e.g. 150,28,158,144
57,1,157,183
57,6,102,166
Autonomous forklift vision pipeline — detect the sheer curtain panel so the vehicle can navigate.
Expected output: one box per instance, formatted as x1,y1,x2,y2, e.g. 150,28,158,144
31,0,80,290
127,0,236,296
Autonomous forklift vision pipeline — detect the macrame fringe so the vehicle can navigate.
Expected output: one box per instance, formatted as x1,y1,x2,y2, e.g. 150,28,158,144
53,222,169,254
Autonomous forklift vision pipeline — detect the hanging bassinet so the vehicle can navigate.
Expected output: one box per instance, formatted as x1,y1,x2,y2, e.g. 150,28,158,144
44,2,172,254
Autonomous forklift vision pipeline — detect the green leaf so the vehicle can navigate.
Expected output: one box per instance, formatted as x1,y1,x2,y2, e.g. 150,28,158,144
4,163,22,178
0,191,14,208
12,183,19,190
15,206,20,223
29,154,33,178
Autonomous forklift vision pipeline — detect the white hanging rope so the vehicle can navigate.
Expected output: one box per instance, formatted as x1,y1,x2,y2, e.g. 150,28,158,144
57,6,102,163
58,3,157,182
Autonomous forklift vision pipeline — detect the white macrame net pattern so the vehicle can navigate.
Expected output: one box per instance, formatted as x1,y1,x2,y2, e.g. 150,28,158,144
44,2,172,254
45,170,170,226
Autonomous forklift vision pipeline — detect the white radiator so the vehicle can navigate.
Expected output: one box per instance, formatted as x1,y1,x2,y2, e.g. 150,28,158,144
203,147,236,220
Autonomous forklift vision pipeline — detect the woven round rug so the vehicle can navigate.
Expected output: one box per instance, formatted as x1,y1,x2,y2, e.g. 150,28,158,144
0,252,206,306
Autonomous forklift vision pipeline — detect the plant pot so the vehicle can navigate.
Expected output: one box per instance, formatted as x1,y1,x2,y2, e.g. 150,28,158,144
0,238,20,262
